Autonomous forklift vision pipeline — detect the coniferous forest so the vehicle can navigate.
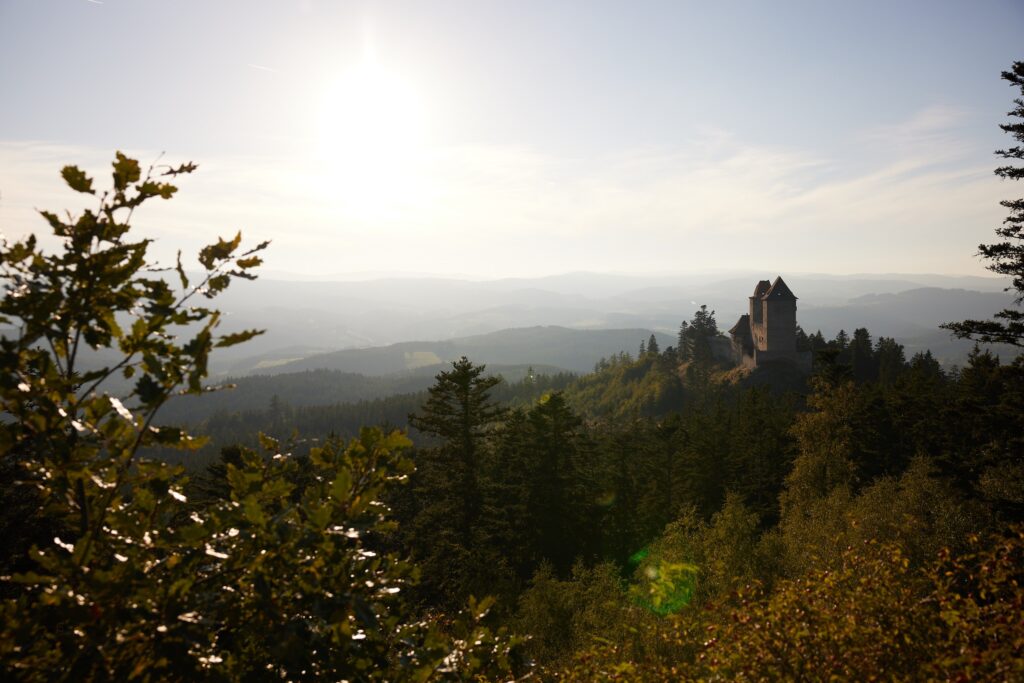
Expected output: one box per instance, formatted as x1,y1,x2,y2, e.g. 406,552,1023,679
2,62,1024,682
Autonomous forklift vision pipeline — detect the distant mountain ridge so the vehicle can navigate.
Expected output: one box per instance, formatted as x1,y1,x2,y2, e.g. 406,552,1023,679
796,287,1018,363
197,272,1014,374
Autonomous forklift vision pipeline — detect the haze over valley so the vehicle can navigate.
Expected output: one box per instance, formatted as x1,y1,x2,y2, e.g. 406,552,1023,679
207,270,1014,378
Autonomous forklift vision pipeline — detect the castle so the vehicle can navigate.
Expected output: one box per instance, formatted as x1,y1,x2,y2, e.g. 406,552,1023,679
728,276,812,372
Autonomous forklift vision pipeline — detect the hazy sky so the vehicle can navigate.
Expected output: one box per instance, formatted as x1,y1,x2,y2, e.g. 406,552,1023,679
1,0,1022,278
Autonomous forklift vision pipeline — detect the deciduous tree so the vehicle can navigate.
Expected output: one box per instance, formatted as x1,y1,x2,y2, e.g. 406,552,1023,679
0,155,522,681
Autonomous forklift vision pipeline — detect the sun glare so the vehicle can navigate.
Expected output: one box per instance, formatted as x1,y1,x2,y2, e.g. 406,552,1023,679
317,57,430,218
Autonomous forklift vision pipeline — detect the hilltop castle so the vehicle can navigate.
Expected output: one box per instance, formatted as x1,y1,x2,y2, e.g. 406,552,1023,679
728,276,812,372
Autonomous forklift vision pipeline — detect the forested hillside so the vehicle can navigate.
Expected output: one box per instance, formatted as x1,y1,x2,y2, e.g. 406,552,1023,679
157,363,570,423
159,369,576,467
157,301,1024,675
379,317,1023,678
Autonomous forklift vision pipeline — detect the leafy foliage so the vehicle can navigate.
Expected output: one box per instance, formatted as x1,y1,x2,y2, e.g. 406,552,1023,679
0,155,521,681
0,153,265,582
701,529,1024,682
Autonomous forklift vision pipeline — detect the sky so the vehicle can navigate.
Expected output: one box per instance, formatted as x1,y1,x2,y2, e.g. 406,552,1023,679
1,0,1022,279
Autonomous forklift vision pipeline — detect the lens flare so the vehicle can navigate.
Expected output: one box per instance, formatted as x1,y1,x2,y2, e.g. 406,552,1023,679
629,547,699,615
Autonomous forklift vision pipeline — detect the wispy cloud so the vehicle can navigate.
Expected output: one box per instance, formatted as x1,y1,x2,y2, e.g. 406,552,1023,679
246,63,280,74
0,106,1005,277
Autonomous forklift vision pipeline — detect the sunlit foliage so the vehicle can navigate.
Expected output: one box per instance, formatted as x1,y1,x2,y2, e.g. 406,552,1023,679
0,155,521,681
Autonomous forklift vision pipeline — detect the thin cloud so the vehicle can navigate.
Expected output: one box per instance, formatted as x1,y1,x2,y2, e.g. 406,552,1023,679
246,63,280,74
0,105,1004,277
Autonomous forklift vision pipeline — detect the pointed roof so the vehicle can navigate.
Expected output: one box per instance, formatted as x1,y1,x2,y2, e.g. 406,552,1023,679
763,276,797,300
729,314,753,350
752,280,772,298
728,314,750,336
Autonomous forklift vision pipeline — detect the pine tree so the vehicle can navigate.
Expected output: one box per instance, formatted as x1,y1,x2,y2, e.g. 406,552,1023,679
409,357,505,529
795,325,812,352
678,305,720,381
850,328,876,383
875,337,907,387
406,357,506,605
647,334,660,355
524,393,589,574
944,61,1024,346
677,321,690,361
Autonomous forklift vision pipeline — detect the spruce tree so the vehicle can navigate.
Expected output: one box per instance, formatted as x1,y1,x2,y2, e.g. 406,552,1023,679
850,328,876,383
677,321,690,361
678,305,720,381
944,61,1024,346
524,393,587,574
647,334,660,355
406,357,506,605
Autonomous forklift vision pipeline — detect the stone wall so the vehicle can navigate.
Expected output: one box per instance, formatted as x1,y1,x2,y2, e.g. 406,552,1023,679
763,299,796,353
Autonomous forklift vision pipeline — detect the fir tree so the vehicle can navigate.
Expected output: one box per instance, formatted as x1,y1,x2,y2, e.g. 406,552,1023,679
406,357,507,605
647,334,660,355
944,61,1024,346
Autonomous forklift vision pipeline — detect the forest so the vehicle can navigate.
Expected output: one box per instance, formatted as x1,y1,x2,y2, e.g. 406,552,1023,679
1,62,1023,681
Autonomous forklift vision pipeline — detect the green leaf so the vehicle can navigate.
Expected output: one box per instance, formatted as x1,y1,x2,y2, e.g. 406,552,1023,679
61,166,94,194
381,431,413,452
215,329,264,348
242,495,268,526
134,374,164,406
162,161,198,176
204,274,231,297
257,432,280,453
235,256,262,269
198,232,242,269
138,180,177,199
175,250,189,289
112,151,141,191
149,426,184,445
308,446,328,467
38,210,72,236
332,467,352,502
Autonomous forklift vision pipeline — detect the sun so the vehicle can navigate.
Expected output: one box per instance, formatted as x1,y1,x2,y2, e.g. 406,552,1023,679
317,57,429,218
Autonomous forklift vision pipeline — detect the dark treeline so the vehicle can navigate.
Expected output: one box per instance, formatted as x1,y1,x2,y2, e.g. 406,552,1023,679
158,369,439,423
162,370,576,468
157,364,573,426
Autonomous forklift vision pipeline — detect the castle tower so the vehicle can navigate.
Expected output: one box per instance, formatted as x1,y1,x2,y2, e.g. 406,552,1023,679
761,276,797,353
749,280,770,325
749,280,771,350
728,275,810,372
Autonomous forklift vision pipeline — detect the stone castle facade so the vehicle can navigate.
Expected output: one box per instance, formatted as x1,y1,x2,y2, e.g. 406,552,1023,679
728,276,812,372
